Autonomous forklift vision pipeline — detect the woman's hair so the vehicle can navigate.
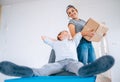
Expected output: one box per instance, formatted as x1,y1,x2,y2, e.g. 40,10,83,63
66,5,78,13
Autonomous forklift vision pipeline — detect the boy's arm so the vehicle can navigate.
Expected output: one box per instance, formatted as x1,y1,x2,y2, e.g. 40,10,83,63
73,31,94,47
73,32,82,47
41,36,56,47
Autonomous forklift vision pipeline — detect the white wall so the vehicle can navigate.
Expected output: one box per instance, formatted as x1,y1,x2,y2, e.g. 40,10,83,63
0,0,120,82
0,0,74,81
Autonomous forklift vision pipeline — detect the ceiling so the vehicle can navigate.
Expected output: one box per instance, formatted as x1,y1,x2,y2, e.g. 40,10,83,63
0,0,35,6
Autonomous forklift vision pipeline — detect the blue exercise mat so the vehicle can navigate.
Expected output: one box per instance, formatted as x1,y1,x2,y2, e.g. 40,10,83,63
5,76,96,82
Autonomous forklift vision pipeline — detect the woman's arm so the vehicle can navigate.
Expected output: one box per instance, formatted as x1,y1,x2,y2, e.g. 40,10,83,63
68,24,76,38
81,30,95,37
68,24,94,38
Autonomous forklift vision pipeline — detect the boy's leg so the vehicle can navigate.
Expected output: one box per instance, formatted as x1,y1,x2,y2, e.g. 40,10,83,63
0,61,33,77
32,62,63,76
64,60,84,75
78,55,114,77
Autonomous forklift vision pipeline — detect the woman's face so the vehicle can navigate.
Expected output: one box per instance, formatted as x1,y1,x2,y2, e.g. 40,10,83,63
67,7,78,19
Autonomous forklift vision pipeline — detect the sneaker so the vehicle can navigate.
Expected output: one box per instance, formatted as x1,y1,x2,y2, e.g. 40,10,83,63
78,55,115,77
0,61,33,77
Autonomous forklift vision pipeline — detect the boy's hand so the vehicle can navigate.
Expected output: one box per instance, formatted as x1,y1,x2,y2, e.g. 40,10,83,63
41,36,46,40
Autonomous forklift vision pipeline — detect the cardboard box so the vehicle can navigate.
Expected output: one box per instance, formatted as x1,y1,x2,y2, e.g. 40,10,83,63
81,18,108,42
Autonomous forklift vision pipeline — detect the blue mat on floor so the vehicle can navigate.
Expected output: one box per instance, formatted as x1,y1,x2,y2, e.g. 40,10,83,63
5,76,96,82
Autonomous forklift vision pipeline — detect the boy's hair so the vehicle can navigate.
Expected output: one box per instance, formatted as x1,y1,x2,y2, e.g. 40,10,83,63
66,5,78,13
57,30,68,41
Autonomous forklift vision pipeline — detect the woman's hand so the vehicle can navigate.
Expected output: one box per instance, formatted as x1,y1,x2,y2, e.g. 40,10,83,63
81,29,95,37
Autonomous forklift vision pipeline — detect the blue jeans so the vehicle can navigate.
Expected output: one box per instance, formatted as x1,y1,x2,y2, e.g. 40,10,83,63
77,38,96,65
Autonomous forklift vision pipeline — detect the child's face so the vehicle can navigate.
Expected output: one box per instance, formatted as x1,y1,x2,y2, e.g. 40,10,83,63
67,7,78,19
58,31,70,41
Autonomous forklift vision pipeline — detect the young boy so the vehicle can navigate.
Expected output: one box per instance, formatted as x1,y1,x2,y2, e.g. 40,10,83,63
0,30,114,77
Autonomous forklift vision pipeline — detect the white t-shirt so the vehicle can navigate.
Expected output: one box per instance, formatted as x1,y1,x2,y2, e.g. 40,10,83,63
43,33,82,61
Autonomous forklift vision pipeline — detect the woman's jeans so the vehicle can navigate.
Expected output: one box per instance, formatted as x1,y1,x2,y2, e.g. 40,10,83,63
32,59,83,76
77,38,96,65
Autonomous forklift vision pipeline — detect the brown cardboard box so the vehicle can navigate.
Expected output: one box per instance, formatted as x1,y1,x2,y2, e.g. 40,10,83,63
81,18,108,42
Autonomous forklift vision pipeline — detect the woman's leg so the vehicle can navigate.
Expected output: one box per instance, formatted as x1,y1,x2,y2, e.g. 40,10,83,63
77,43,88,65
88,43,96,63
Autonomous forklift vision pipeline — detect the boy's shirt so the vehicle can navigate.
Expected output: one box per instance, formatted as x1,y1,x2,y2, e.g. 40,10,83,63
43,33,82,61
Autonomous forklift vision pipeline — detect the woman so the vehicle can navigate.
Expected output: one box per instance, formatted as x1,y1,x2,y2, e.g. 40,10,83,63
66,5,96,65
